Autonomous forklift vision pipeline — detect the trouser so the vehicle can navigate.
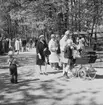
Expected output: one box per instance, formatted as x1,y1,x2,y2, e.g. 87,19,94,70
11,74,18,83
10,66,18,83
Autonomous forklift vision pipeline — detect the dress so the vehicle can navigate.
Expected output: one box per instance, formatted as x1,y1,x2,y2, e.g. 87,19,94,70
49,39,59,63
15,40,20,51
36,40,48,65
60,35,68,63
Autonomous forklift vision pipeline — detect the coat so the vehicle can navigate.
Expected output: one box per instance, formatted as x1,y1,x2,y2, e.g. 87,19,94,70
15,40,20,51
36,40,48,65
49,39,59,63
59,35,68,63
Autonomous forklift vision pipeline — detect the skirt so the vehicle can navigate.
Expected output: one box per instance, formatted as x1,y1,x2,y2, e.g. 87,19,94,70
60,52,68,64
49,52,59,63
36,55,45,65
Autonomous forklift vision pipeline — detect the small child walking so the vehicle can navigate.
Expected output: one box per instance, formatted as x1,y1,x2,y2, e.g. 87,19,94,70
7,51,18,83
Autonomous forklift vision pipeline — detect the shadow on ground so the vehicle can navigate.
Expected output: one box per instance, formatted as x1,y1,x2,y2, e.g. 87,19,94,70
0,72,102,105
0,51,103,105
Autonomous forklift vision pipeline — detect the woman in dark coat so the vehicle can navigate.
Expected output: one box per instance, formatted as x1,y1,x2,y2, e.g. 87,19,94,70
36,35,49,74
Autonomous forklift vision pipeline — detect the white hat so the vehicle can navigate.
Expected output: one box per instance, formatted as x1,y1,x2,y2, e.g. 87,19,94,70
8,51,14,56
51,34,55,38
39,35,44,39
65,30,70,35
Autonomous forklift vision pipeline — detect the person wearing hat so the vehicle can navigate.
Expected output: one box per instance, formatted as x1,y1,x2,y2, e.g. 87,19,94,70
15,38,20,54
36,35,49,75
49,34,59,70
7,51,18,83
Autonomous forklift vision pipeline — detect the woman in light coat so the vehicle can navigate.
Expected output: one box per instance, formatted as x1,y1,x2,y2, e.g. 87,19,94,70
60,31,69,75
15,38,20,54
49,34,59,70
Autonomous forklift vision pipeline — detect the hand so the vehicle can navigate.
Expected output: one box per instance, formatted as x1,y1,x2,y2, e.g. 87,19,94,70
71,46,74,49
38,53,41,59
44,48,47,51
56,48,58,50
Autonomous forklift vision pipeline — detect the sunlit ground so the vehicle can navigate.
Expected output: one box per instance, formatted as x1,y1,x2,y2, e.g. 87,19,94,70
0,48,103,105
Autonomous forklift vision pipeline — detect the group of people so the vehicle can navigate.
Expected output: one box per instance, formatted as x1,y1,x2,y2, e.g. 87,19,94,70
7,30,85,84
0,37,36,55
0,37,9,55
36,30,85,78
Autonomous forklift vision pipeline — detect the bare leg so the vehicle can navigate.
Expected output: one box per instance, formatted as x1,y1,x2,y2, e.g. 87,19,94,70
63,63,67,75
44,57,47,73
39,65,43,74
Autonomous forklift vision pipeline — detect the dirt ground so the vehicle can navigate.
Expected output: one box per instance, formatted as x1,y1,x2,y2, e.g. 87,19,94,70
0,48,103,105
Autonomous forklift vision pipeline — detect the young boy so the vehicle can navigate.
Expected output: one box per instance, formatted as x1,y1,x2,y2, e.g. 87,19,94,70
7,51,18,83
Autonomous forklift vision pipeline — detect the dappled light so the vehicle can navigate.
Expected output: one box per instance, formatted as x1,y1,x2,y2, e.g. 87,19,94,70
0,49,103,105
0,71,103,105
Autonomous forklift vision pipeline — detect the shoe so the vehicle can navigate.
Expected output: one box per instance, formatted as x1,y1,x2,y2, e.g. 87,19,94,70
40,72,43,75
10,78,14,83
44,72,48,75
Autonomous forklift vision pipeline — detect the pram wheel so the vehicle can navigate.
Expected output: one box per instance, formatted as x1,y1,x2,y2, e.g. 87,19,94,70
67,71,73,79
72,67,78,78
88,72,96,80
87,67,96,80
78,67,86,79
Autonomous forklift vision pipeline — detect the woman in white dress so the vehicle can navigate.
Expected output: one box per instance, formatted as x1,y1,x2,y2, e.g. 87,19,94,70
49,34,59,70
60,30,69,75
15,38,20,54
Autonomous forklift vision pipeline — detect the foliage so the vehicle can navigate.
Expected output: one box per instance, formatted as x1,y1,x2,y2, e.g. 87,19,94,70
0,0,103,39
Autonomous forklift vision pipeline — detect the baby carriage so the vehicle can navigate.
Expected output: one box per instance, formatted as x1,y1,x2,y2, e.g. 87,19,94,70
67,50,97,80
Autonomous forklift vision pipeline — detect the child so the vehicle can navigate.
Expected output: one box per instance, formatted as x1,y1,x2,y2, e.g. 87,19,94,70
64,40,74,78
7,51,18,83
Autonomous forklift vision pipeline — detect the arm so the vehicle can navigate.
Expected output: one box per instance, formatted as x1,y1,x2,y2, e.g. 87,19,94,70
36,41,41,59
36,41,40,54
7,59,10,65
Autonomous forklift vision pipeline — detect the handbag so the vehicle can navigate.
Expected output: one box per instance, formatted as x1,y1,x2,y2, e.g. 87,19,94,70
43,48,51,56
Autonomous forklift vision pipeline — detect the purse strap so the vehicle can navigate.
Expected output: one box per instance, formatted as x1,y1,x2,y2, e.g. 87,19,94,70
10,58,14,65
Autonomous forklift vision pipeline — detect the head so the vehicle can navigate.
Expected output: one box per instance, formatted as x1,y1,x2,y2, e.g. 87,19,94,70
56,34,59,40
8,51,14,58
39,35,44,41
51,34,55,41
68,33,72,39
79,35,82,39
65,30,70,35
64,30,70,39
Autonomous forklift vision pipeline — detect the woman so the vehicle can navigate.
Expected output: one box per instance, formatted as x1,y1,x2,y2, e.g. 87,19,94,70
15,38,20,54
49,34,59,70
60,31,69,75
36,35,48,75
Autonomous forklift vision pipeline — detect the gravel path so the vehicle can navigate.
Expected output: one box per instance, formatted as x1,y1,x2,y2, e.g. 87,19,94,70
0,48,103,105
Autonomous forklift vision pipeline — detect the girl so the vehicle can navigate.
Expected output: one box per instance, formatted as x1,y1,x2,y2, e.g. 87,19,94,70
7,51,19,83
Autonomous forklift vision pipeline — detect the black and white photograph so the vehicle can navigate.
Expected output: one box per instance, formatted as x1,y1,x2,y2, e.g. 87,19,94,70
0,0,103,105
